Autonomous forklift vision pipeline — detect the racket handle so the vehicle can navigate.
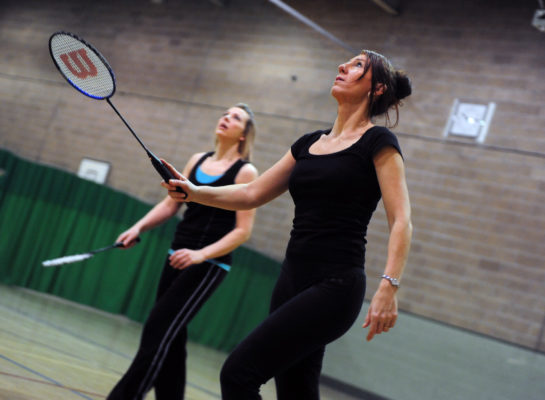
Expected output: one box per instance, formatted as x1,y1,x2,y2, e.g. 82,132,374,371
114,237,141,248
148,152,187,197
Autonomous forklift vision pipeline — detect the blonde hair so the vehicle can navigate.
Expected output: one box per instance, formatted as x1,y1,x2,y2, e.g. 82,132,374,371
230,103,256,161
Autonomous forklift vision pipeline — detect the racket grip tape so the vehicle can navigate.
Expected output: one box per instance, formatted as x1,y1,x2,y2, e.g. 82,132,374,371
148,153,187,197
114,237,141,248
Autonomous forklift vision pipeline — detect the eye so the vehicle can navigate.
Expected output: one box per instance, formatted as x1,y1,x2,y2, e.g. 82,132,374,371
356,61,363,67
233,114,241,121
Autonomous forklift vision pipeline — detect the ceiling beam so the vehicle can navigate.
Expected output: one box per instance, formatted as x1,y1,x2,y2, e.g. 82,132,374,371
370,0,401,15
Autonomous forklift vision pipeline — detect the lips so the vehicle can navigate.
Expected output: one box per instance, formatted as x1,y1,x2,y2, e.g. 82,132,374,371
335,76,344,81
219,123,228,130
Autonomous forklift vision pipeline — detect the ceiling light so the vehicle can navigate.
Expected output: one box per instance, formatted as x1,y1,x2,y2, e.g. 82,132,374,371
532,8,545,32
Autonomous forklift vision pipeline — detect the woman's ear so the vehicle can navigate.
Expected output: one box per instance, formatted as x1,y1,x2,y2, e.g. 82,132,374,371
374,83,386,97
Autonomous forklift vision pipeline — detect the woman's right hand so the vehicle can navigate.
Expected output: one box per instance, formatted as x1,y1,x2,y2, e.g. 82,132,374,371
116,227,141,248
160,159,196,203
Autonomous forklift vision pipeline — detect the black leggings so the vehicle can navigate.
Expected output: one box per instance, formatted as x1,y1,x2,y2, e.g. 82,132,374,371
220,262,366,399
107,257,227,400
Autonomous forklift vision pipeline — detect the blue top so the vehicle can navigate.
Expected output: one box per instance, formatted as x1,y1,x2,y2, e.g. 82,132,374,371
195,165,223,184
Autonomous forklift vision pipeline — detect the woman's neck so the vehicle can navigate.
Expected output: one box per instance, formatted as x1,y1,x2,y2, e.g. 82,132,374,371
331,100,372,138
212,141,241,162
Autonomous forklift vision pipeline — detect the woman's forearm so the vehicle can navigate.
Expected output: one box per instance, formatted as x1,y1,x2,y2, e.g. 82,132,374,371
163,151,294,211
192,183,258,211
134,197,181,232
199,226,252,261
382,217,412,282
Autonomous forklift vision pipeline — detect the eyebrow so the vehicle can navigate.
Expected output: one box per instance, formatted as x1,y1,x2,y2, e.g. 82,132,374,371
224,110,242,119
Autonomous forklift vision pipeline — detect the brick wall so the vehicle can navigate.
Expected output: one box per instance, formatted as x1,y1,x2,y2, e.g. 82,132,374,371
1,0,544,351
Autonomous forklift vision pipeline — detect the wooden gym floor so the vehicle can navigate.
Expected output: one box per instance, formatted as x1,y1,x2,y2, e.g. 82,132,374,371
0,284,362,400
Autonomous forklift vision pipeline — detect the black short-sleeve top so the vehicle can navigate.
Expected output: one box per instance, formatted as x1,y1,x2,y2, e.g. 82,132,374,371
286,126,402,271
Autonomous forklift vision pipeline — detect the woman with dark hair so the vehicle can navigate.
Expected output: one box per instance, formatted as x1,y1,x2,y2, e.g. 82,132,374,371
162,50,412,399
107,103,258,400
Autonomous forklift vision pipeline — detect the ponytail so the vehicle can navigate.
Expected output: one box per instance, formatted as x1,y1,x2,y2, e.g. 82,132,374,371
394,70,412,101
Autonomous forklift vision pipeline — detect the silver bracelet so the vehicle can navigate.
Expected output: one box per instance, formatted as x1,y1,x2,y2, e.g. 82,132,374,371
381,274,400,288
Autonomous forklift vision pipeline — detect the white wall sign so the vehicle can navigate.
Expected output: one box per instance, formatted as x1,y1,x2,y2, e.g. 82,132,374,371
444,99,496,143
77,158,111,184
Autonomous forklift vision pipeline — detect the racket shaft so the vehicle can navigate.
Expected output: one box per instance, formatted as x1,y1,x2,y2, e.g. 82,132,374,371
106,99,185,196
90,242,124,254
107,98,149,153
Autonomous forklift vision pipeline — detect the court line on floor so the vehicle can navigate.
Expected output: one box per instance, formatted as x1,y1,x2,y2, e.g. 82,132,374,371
0,356,221,399
190,383,222,399
0,354,96,399
0,325,122,375
0,371,105,398
0,293,222,398
0,302,131,359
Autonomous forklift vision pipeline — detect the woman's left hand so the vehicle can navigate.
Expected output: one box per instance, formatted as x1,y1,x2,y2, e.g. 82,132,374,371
362,280,398,341
169,248,206,269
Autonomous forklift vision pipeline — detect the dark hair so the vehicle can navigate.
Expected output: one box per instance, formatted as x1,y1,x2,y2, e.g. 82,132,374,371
360,50,412,127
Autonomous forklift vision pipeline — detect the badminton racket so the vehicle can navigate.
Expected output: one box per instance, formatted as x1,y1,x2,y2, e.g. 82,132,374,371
42,238,140,267
48,31,185,196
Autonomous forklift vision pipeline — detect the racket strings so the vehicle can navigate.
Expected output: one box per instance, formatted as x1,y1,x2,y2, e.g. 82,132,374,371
50,33,115,99
42,253,93,267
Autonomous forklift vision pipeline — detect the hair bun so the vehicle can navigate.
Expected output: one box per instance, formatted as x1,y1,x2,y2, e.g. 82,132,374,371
394,71,412,100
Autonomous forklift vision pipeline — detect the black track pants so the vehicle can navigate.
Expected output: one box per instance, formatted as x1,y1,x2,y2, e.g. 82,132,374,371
107,258,227,400
220,264,366,399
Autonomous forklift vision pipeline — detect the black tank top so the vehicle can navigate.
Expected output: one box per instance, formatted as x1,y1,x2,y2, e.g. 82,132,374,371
171,152,248,264
286,126,402,275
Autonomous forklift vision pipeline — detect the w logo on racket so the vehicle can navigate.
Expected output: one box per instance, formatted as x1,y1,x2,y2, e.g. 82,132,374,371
60,49,98,79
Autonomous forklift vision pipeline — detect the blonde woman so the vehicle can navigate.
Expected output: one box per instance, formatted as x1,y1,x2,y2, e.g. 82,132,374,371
107,103,258,400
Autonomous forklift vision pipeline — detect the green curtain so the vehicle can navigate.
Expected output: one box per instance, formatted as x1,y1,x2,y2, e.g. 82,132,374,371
0,148,280,351
188,247,281,351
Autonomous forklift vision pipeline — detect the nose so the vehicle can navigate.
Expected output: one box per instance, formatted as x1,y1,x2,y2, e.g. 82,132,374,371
338,63,347,73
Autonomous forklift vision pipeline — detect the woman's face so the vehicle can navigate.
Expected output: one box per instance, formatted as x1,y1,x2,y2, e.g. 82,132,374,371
331,54,373,102
215,107,250,141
